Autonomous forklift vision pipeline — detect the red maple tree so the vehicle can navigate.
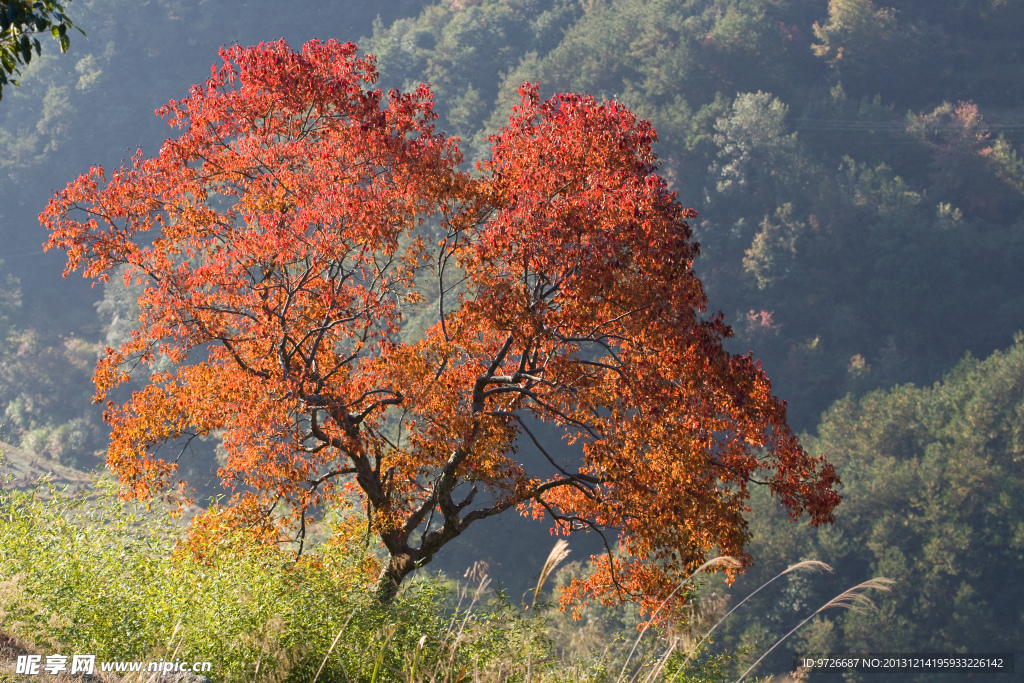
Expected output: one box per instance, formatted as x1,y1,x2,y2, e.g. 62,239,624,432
41,39,839,610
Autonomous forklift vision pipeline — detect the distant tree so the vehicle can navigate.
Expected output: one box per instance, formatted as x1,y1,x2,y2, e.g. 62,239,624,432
905,100,1024,222
42,39,840,608
811,0,899,67
711,91,801,198
0,0,82,99
366,0,579,142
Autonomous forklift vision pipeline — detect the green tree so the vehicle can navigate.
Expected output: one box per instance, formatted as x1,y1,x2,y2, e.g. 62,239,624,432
711,91,802,198
0,0,82,98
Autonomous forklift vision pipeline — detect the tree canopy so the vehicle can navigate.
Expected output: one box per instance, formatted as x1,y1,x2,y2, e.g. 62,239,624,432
41,38,839,609
0,0,81,99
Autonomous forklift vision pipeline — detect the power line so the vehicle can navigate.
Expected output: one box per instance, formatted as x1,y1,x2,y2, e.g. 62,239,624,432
788,117,1024,132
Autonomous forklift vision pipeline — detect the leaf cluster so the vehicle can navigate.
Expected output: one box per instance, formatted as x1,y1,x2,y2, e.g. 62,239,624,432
0,0,82,98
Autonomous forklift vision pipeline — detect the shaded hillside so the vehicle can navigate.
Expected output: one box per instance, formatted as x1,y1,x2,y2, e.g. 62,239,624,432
722,337,1024,680
0,439,95,495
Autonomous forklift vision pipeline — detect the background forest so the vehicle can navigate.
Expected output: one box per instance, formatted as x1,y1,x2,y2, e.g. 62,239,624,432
2,0,1023,680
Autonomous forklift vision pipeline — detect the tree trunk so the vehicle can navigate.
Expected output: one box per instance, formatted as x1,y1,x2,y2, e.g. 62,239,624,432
374,551,417,604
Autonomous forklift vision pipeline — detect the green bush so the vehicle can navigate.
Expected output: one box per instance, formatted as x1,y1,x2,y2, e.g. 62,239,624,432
0,471,553,682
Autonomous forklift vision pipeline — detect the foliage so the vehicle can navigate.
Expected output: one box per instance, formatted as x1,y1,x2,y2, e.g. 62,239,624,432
0,260,106,468
366,0,580,144
0,0,82,98
0,259,19,341
40,39,838,611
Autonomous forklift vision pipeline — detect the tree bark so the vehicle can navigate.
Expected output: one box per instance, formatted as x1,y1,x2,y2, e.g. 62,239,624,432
374,551,417,604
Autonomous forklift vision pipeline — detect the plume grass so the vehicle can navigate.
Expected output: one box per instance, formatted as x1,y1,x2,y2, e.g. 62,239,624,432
618,555,743,682
666,560,833,683
733,577,895,683
530,540,571,609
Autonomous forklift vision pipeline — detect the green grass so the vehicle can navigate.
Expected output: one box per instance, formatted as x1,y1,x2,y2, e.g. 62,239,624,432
0,464,767,683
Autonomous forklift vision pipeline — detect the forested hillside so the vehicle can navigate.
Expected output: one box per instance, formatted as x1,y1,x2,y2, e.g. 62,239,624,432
2,0,1024,680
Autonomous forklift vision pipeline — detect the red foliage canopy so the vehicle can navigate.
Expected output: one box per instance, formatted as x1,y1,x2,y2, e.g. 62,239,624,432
41,39,839,611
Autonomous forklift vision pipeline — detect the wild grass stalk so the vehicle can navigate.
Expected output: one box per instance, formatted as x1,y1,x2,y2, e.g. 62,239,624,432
617,555,743,683
665,561,832,683
641,636,679,683
531,540,571,609
434,562,491,682
733,577,895,683
406,635,428,683
311,607,359,683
